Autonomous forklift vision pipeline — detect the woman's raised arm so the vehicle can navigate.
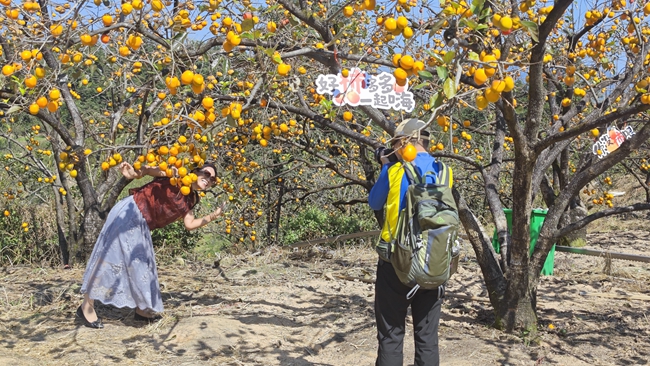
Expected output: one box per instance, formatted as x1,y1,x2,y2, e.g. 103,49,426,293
119,162,176,180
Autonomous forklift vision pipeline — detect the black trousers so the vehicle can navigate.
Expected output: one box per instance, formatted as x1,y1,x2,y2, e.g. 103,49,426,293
375,260,443,366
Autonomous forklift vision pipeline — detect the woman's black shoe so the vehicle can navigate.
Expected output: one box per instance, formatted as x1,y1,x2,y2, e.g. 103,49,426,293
134,311,163,323
76,306,104,329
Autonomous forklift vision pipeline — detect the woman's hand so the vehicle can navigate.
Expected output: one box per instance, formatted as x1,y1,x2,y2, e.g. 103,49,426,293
120,162,142,180
209,202,227,221
184,202,227,231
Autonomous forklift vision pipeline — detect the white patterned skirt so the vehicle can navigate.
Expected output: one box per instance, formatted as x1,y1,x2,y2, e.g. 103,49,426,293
80,195,163,313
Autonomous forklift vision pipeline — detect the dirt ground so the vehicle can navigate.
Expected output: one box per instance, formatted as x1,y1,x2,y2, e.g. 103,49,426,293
1,229,650,366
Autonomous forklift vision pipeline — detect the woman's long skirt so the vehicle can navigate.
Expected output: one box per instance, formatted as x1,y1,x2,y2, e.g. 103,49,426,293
80,195,163,313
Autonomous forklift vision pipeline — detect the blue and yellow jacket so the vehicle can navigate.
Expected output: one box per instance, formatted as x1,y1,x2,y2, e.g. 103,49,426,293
368,152,445,243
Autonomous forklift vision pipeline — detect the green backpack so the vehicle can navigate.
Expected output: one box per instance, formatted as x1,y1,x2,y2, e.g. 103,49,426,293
388,161,460,298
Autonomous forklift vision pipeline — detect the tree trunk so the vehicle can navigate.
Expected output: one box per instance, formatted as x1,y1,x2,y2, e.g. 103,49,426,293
50,139,80,265
452,189,506,308
74,165,104,260
558,197,587,247
494,265,539,334
266,183,273,240
274,179,285,243
77,205,105,261
497,154,536,332
53,187,69,266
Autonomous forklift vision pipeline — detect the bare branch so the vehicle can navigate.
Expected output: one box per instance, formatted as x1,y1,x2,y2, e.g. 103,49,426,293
282,182,360,206
526,0,574,139
535,103,650,154
275,136,368,187
554,203,650,239
431,152,483,169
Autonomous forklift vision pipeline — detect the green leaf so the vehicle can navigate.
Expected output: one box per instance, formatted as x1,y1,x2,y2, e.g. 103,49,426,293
265,4,279,13
427,19,447,40
520,20,538,29
172,32,187,41
171,32,188,51
480,7,491,19
476,24,488,30
412,82,429,90
418,70,435,81
429,92,443,109
319,98,333,110
5,106,20,115
520,20,539,43
443,50,455,64
464,19,478,30
272,53,282,64
241,32,255,40
241,18,254,32
436,66,448,80
226,115,237,127
443,77,456,99
468,51,480,61
426,50,445,64
470,0,484,14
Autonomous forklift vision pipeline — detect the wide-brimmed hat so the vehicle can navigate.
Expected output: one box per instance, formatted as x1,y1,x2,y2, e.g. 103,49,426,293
394,118,430,140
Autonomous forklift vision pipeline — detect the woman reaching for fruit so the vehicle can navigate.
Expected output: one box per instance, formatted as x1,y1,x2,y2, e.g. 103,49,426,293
76,162,225,328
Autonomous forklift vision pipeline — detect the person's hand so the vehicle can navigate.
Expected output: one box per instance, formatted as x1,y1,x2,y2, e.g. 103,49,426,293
380,155,391,165
120,162,142,180
216,201,227,216
209,202,227,221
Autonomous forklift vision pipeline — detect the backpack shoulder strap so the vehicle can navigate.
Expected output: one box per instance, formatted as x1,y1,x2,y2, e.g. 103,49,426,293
411,160,452,187
402,162,424,185
436,161,453,188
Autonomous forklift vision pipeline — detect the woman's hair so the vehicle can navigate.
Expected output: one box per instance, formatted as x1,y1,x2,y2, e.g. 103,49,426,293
199,162,217,174
189,162,217,207
191,162,217,175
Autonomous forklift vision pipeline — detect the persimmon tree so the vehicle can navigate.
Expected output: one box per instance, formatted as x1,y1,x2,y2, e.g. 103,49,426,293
1,0,650,334
0,0,388,265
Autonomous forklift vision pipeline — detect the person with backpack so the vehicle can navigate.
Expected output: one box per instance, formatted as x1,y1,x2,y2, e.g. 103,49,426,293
76,161,226,328
369,118,457,366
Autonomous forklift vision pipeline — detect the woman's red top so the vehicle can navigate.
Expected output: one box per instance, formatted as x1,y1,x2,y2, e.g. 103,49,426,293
130,178,198,230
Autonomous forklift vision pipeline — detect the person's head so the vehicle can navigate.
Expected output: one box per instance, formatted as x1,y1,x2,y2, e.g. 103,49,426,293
392,118,430,153
192,162,217,191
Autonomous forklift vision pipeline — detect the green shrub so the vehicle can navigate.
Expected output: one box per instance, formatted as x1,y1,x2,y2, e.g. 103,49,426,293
281,205,376,245
0,205,59,266
192,232,233,259
151,220,199,258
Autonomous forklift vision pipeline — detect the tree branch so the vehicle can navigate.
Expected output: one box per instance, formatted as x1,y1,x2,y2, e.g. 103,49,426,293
525,0,574,140
532,117,650,270
431,152,483,169
554,203,650,239
534,103,650,154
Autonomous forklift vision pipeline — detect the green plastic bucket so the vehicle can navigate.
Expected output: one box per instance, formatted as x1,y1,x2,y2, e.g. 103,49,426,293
491,209,555,276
